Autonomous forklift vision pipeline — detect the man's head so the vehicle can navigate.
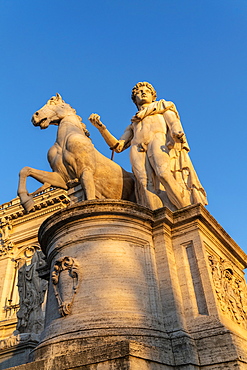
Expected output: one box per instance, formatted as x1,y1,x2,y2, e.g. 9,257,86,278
131,82,157,108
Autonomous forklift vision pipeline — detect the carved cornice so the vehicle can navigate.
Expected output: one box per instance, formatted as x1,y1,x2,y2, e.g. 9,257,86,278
0,188,70,220
172,204,247,268
0,188,70,224
0,333,40,352
0,188,70,258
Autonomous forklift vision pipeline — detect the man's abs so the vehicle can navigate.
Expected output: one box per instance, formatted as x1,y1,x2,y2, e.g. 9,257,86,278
132,114,167,145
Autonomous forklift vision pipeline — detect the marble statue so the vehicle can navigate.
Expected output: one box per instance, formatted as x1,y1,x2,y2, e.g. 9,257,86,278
18,94,135,212
0,216,13,256
0,216,12,242
89,82,207,210
16,251,47,335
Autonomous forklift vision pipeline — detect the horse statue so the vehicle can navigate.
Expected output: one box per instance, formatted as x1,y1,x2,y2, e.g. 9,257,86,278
18,94,135,212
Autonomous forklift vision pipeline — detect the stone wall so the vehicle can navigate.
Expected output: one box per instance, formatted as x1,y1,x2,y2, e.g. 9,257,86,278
0,188,70,369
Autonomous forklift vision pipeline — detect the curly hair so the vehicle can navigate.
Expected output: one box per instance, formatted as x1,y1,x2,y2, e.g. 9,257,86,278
131,82,157,106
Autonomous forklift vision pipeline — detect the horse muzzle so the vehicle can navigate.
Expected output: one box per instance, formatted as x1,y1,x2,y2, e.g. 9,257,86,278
31,115,49,129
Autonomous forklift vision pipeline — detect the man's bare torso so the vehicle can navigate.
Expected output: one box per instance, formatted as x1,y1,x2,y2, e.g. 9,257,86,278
131,113,167,146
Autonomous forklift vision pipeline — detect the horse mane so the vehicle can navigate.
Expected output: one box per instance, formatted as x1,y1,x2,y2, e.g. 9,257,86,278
47,96,91,138
67,103,90,138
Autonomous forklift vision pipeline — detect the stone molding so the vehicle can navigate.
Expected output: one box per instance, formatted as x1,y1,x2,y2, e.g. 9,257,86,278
0,188,69,225
38,199,153,257
0,333,40,351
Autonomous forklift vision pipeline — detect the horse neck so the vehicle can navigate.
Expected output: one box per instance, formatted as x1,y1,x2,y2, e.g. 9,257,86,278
56,114,86,145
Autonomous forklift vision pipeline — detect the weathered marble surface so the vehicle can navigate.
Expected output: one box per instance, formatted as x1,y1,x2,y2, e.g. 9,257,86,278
18,94,135,213
0,188,70,369
15,251,47,335
0,217,13,257
89,82,207,211
0,200,247,369
22,200,247,370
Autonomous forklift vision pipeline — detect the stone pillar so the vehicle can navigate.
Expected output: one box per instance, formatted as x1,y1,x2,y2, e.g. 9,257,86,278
153,204,247,369
34,200,174,369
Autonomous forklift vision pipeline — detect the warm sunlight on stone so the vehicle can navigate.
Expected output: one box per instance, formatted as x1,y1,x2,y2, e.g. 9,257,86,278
1,196,246,368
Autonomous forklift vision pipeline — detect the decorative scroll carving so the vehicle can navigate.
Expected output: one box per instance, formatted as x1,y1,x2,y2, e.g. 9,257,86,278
208,254,247,327
51,256,79,316
0,216,14,256
16,251,48,334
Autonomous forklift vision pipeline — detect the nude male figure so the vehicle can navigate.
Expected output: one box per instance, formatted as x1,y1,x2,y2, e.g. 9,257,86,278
89,82,207,210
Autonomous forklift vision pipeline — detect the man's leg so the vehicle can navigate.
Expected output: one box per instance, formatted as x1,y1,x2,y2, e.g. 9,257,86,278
148,140,190,209
130,145,159,209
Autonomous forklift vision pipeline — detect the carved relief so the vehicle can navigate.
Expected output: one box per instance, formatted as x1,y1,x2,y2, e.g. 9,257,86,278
0,333,40,350
51,256,79,316
0,240,14,257
0,216,14,256
208,254,247,327
16,251,48,335
0,335,20,350
16,244,41,261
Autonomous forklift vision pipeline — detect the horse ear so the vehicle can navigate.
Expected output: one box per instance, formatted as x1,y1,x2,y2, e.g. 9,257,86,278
56,93,63,101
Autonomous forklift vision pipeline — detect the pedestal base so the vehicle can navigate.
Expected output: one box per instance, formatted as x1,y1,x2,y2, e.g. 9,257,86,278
4,200,247,369
0,334,39,370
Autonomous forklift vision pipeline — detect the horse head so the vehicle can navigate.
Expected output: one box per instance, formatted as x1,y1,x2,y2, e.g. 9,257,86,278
31,93,76,129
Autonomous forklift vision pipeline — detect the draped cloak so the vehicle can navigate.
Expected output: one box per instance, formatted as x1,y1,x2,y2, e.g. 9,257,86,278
126,99,207,207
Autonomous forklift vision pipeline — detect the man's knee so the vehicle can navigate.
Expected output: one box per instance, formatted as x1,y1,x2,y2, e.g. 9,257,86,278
133,170,148,188
155,163,170,179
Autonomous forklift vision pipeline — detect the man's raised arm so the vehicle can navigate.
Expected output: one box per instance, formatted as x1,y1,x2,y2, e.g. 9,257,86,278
88,113,133,153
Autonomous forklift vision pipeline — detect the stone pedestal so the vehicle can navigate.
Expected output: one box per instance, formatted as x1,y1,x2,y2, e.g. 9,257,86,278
34,200,173,368
7,200,247,369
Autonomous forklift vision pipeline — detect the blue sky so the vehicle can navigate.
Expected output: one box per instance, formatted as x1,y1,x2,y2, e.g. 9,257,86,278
1,1,247,252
